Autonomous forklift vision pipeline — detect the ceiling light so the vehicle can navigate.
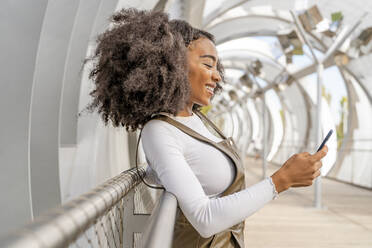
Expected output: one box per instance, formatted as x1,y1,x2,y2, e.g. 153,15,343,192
298,5,323,32
334,51,349,66
228,90,238,101
239,73,253,88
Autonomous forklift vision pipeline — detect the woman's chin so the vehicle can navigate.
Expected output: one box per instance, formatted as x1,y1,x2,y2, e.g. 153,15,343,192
198,100,210,106
193,96,212,107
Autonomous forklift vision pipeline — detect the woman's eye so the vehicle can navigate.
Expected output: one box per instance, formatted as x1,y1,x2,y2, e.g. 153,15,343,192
203,63,212,68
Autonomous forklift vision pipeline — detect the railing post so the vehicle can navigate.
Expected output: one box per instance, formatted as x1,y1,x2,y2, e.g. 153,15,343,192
142,192,177,248
123,190,150,248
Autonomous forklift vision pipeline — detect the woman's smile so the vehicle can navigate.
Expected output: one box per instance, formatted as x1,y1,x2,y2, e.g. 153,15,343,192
205,84,215,96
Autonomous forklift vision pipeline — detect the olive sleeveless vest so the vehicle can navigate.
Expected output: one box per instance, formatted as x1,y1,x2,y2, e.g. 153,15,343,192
152,110,246,248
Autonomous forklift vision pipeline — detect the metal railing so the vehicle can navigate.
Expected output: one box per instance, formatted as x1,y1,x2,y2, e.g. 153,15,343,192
0,167,177,248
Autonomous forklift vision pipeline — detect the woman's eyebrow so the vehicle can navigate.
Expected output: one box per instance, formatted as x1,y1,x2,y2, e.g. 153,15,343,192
200,55,216,62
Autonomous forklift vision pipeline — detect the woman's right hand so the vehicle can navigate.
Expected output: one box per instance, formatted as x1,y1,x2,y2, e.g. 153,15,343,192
270,146,328,193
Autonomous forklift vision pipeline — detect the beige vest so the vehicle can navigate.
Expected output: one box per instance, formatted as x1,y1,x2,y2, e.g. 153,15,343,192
153,110,246,248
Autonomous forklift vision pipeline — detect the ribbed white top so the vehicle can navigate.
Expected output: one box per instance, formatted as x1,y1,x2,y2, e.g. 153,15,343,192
142,113,277,238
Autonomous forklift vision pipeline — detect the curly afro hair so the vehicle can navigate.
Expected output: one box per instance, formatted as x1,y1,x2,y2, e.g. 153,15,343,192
85,8,224,131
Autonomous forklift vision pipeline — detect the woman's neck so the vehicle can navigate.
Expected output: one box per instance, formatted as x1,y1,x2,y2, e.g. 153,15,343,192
177,102,194,117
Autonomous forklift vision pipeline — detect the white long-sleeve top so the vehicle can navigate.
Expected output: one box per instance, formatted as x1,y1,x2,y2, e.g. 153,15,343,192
141,112,277,238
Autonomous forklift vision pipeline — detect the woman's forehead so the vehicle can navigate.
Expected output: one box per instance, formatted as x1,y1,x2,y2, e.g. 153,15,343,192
188,38,218,59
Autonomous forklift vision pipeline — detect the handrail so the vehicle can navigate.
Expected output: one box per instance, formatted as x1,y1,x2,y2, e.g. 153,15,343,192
0,167,146,248
142,192,178,248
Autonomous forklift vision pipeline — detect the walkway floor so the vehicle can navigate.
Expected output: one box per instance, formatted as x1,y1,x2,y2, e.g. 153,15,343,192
243,157,372,248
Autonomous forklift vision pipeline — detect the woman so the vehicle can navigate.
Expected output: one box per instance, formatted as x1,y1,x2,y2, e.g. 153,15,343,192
86,8,328,248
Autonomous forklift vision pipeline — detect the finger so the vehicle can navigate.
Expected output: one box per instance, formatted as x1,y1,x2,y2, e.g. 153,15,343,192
314,161,322,171
291,183,308,188
312,169,321,179
311,145,328,161
301,152,311,157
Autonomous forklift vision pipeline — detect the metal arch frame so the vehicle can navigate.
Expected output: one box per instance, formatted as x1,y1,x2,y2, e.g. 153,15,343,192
209,16,332,85
220,62,286,164
223,62,317,172
245,99,261,150
304,19,372,186
294,81,315,152
207,12,326,51
199,0,370,192
328,66,359,178
209,15,293,46
59,0,99,146
251,97,273,177
263,98,275,155
229,106,241,144
243,64,271,178
29,0,82,218
343,67,372,104
210,85,254,161
214,92,262,163
211,95,236,137
209,9,368,178
208,14,292,31
253,57,314,157
276,83,309,157
216,61,279,177
153,0,175,12
240,99,254,162
215,102,234,136
219,47,318,80
338,67,372,185
0,0,50,236
208,9,370,104
231,109,242,143
235,104,251,152
267,69,312,160
202,0,252,28
221,51,313,161
329,65,372,179
227,107,236,138
204,2,368,139
182,0,206,28
235,105,249,151
219,48,287,71
60,0,159,146
332,67,372,188
60,0,115,147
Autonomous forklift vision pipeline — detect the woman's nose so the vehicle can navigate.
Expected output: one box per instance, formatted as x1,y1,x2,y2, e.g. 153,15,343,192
212,69,222,82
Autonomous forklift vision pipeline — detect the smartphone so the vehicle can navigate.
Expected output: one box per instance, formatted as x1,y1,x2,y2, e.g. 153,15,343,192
317,130,333,152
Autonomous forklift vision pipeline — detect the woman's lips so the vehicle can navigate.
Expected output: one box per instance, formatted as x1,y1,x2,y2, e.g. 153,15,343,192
205,85,214,96
206,87,214,96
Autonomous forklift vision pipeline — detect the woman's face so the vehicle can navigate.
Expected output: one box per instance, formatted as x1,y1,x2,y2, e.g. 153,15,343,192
187,37,222,106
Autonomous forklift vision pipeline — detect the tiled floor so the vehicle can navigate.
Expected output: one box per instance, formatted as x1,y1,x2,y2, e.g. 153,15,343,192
243,158,372,248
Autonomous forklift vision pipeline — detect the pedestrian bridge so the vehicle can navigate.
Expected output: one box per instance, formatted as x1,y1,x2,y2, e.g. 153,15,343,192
1,0,371,247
